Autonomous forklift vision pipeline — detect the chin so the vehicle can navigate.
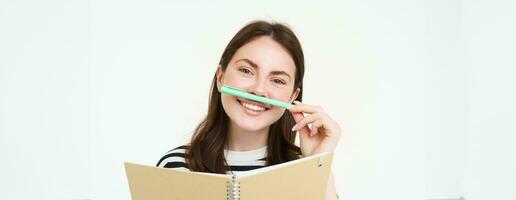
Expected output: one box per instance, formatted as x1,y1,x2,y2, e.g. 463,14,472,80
235,111,284,131
235,119,269,132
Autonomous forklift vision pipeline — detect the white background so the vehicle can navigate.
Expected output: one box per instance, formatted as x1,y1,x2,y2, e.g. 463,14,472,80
1,0,515,200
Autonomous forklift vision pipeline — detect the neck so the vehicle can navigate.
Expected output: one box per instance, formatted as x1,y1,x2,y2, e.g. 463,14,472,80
227,121,269,151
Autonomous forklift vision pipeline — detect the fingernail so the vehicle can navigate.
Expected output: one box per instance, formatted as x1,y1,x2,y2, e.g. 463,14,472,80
291,125,297,131
294,101,301,104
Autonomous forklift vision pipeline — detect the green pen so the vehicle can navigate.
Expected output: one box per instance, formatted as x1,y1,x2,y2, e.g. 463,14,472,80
220,85,293,109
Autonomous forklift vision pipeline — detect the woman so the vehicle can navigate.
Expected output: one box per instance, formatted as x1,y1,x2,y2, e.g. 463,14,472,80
156,20,341,199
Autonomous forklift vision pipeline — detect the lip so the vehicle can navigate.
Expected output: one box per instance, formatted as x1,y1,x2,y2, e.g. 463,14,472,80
237,99,270,116
237,98,271,109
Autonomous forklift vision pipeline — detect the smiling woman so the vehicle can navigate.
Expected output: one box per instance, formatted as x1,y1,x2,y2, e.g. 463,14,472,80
156,20,341,199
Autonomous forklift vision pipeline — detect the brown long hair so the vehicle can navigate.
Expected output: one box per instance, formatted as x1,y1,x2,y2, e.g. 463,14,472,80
186,21,305,174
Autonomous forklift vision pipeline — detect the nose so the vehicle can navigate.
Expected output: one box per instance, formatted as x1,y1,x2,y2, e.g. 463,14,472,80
248,82,267,98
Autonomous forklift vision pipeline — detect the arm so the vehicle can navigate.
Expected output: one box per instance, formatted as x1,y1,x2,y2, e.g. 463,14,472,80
288,101,342,200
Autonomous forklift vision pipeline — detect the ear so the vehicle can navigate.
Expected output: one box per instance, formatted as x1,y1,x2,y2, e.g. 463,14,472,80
289,87,301,103
216,65,224,92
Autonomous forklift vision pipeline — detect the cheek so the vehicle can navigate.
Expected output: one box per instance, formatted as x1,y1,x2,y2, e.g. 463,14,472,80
269,90,292,101
222,73,254,88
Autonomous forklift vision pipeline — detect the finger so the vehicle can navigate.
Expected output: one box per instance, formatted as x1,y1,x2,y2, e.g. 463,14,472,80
291,111,304,123
288,105,321,114
288,102,323,114
293,124,312,135
293,113,321,131
291,113,313,135
310,120,324,137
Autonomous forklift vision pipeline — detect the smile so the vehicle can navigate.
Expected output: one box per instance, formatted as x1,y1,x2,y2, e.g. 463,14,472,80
237,99,270,113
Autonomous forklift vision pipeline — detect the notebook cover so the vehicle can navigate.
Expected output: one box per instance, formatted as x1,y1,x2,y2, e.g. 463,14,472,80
237,152,334,200
124,162,232,200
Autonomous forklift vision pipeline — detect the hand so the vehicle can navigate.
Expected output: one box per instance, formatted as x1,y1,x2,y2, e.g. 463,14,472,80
288,101,342,156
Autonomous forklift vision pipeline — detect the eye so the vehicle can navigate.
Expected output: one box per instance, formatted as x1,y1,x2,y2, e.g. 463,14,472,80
273,79,286,85
238,68,252,75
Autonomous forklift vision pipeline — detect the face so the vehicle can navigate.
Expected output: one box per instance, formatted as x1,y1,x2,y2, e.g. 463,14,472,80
216,36,300,132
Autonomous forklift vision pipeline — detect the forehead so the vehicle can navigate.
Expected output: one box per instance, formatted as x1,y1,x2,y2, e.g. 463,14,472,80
230,36,296,75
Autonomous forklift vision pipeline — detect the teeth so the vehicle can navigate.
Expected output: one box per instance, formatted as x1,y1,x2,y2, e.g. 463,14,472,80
241,102,265,111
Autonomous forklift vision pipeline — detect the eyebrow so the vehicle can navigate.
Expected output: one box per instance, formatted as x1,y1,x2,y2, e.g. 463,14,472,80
235,58,292,80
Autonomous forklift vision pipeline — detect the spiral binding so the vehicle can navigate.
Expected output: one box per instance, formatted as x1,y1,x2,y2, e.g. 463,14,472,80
226,175,240,200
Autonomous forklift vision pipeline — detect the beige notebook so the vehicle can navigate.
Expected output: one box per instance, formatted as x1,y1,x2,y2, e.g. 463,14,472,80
124,152,333,200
